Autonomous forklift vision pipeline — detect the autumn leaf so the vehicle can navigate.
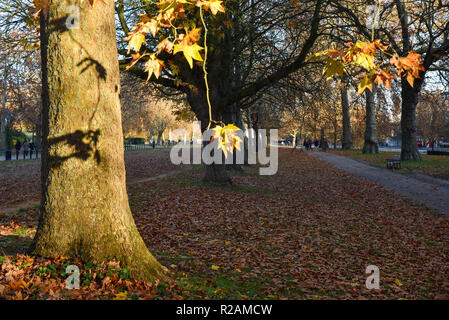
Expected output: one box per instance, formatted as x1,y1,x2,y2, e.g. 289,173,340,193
31,0,49,18
114,291,131,300
353,52,376,71
211,124,242,157
211,265,220,271
156,38,174,54
373,68,394,89
144,54,165,80
197,0,226,15
323,58,344,80
174,43,204,69
125,33,146,54
358,75,373,94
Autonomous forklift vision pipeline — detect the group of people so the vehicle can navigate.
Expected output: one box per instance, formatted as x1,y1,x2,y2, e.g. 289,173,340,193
14,140,37,160
303,138,319,151
303,138,328,151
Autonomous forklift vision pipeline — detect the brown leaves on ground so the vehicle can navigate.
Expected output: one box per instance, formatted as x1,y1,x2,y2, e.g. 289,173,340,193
1,149,449,299
0,149,190,213
0,255,182,300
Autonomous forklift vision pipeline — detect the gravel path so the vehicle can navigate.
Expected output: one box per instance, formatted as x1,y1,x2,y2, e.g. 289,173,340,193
309,151,449,217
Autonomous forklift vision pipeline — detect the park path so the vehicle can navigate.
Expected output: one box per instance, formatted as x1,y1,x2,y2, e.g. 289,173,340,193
309,151,449,217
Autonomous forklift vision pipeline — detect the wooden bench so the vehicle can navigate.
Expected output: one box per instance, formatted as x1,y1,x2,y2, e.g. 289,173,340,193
386,156,401,170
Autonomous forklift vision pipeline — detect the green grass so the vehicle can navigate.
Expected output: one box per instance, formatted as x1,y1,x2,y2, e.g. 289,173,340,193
154,250,273,299
175,272,270,299
330,149,449,179
12,226,30,237
0,159,39,166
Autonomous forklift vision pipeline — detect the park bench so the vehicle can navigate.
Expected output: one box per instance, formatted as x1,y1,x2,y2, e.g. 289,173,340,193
386,155,401,170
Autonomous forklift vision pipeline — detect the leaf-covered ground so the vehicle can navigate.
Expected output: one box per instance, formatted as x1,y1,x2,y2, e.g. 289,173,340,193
0,149,189,213
1,149,448,299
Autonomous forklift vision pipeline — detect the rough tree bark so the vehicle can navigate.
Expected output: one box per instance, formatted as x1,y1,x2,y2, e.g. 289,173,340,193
362,87,379,154
340,81,353,150
400,78,422,160
157,131,163,145
31,0,167,281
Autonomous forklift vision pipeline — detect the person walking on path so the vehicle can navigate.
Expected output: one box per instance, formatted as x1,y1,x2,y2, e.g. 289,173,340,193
304,138,309,150
29,142,35,159
314,139,320,151
14,140,21,160
23,140,29,159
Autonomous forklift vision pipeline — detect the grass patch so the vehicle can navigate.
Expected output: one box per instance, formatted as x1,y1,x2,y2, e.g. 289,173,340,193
330,149,449,179
176,272,270,299
0,159,39,167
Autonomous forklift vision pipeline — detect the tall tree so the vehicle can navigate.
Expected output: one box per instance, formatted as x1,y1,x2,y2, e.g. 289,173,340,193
362,86,379,154
31,0,167,281
118,0,324,182
328,0,449,160
340,80,353,149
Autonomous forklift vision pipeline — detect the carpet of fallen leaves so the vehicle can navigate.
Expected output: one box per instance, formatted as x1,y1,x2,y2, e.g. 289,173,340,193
1,148,449,300
0,149,189,213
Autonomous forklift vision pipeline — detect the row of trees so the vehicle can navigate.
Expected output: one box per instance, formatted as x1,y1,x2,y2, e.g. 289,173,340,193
0,0,448,281
120,72,190,143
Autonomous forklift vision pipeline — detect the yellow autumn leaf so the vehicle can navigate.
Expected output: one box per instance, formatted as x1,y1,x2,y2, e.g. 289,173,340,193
174,43,204,69
323,58,344,80
114,291,130,300
144,54,165,80
211,124,242,157
395,279,403,286
197,0,226,15
358,75,373,94
353,52,376,71
225,241,231,245
211,265,220,271
127,33,146,54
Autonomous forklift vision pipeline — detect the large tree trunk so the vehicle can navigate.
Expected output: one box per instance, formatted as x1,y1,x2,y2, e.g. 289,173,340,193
0,119,6,151
188,95,231,184
363,87,379,154
341,82,353,149
292,131,297,148
157,131,163,145
31,0,167,281
400,78,422,160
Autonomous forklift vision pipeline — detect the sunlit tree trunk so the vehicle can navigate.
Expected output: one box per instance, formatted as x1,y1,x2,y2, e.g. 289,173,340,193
31,0,167,281
362,87,379,154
